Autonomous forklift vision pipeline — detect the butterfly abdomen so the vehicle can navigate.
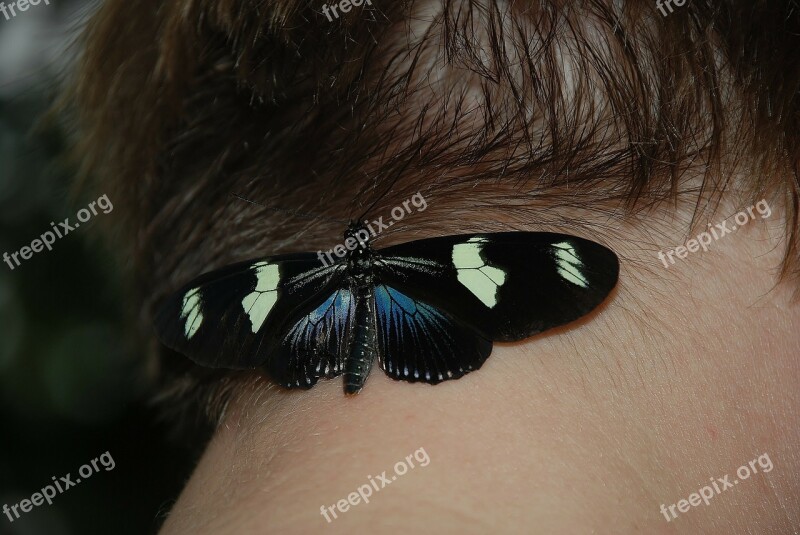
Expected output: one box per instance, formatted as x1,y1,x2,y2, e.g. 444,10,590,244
344,283,378,394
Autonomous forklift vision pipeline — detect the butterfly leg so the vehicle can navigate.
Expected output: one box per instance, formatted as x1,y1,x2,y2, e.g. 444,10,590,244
344,283,379,394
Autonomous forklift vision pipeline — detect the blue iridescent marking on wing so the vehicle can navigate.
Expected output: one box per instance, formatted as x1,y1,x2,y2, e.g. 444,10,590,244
305,290,351,325
376,285,419,315
375,286,448,346
277,288,354,384
374,284,491,383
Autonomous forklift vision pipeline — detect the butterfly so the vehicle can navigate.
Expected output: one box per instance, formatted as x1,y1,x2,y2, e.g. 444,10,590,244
154,223,619,394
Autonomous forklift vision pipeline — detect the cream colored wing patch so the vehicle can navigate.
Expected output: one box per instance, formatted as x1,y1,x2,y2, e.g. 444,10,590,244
553,241,589,288
241,262,280,333
452,237,507,308
180,288,203,339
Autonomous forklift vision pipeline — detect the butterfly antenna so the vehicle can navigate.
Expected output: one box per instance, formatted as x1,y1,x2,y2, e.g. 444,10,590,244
231,193,350,225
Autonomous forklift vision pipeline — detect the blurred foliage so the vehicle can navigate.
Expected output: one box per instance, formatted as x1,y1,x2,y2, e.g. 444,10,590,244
0,63,198,535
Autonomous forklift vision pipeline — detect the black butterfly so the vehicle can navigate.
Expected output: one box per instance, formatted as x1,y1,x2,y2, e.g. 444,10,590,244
155,224,619,394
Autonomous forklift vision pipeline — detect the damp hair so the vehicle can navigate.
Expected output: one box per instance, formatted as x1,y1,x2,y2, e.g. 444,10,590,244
61,0,800,429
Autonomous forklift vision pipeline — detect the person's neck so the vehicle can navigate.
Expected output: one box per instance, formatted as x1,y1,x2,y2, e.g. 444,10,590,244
160,193,799,534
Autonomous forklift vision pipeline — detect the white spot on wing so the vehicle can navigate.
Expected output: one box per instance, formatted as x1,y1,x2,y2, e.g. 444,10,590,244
181,288,203,339
452,237,507,308
553,241,589,288
242,262,280,333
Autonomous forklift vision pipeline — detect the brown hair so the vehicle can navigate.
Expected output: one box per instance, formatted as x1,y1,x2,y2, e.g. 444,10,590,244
64,0,800,423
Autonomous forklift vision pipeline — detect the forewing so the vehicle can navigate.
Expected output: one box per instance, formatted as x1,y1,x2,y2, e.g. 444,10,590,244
267,286,355,389
375,232,618,341
154,253,345,369
375,284,492,384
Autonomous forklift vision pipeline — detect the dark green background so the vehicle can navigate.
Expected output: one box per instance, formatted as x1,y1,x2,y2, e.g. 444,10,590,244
0,3,200,533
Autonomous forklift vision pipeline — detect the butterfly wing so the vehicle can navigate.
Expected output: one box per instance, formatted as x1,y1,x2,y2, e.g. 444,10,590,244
374,284,492,384
267,286,355,389
374,232,618,342
154,253,346,370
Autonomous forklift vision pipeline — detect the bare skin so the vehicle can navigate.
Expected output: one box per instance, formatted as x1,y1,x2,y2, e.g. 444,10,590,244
160,196,800,534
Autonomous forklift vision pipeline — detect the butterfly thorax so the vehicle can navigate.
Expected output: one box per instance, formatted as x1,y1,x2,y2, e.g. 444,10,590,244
344,223,375,285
